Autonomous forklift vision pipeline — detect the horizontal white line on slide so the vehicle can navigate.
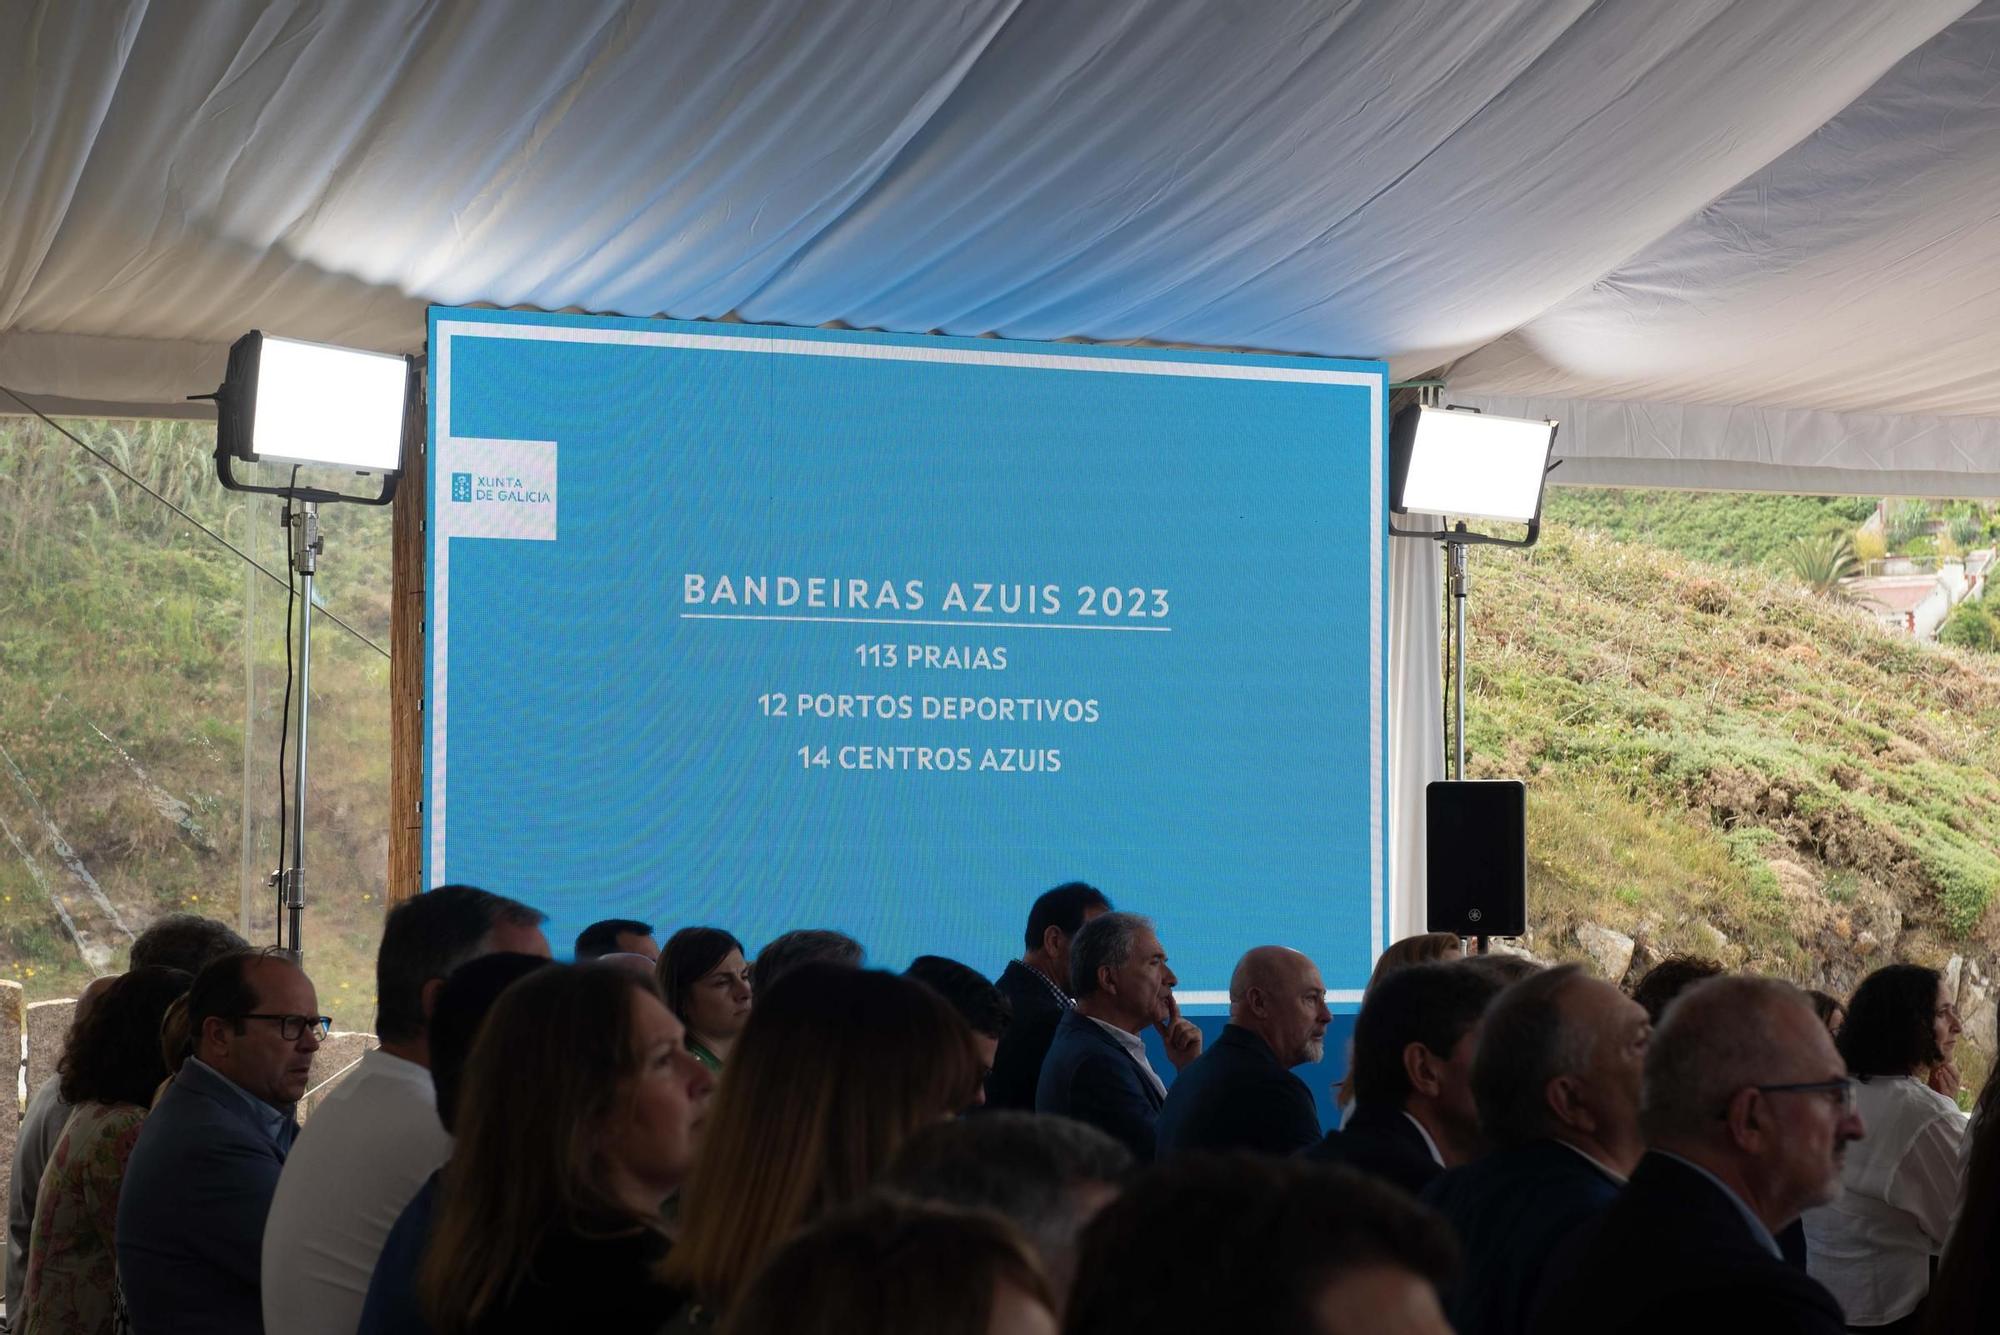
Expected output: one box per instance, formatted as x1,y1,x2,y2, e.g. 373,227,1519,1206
680,613,1171,632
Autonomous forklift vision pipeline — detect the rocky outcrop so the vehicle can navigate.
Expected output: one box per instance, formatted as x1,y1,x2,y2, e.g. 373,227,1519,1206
1575,923,1636,982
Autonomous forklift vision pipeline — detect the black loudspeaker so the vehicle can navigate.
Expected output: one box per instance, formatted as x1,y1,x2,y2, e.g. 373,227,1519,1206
1426,780,1528,937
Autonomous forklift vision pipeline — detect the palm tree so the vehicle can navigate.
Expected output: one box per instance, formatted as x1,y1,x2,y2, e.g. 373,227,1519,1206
1782,531,1858,597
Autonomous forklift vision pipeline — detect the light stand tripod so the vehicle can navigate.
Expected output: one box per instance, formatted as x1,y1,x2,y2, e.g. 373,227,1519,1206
1389,396,1559,956
272,500,322,959
201,333,414,965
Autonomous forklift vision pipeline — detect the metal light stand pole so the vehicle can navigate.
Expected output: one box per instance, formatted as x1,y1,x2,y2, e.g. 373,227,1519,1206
1442,521,1489,956
272,500,321,961
1446,524,1468,783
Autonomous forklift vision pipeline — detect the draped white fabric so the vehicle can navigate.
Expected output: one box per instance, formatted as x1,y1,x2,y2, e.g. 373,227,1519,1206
1388,524,1445,942
0,0,1983,448
1452,395,2000,499
1450,1,2000,493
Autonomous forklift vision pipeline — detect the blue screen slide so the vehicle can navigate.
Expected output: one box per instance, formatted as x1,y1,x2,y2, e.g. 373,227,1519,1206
426,308,1389,1005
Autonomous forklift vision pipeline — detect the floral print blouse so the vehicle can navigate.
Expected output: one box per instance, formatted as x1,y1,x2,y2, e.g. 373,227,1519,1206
18,1100,147,1335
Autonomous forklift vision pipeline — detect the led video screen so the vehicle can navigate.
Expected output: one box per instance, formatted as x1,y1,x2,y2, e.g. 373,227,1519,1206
426,309,1387,1001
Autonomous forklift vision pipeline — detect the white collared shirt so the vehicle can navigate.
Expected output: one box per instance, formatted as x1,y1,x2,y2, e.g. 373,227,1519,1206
260,1049,453,1335
1085,1015,1168,1101
1804,1075,1967,1326
1403,1111,1445,1167
1554,1137,1629,1186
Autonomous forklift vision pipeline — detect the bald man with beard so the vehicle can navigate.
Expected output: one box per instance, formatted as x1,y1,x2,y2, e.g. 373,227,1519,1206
1156,947,1331,1157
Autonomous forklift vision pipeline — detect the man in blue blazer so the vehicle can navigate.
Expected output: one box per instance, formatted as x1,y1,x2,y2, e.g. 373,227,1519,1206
119,949,326,1335
1423,964,1650,1335
1036,912,1202,1161
1155,946,1328,1157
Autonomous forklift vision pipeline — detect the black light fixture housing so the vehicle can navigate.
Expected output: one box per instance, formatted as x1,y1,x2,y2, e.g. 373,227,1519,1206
1388,402,1560,549
200,330,414,504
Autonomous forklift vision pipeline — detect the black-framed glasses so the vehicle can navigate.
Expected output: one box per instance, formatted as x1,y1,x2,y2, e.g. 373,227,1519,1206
240,1013,332,1041
1752,1077,1858,1112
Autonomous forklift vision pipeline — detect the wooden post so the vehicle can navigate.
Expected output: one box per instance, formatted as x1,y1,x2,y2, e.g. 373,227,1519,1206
387,360,427,905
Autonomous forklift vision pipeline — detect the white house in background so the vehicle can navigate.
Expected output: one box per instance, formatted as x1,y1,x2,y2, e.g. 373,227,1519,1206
1848,574,1956,640
1967,548,1995,600
1845,549,1992,639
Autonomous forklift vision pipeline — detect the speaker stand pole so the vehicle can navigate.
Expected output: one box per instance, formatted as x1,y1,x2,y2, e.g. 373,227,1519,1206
1446,523,1468,783
1448,522,1486,956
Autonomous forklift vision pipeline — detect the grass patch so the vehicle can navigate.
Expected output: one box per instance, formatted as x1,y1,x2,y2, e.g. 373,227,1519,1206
1467,520,2000,978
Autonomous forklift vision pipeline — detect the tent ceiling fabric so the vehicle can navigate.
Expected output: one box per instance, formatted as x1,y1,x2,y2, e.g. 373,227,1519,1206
2,0,1993,492
1451,0,2000,494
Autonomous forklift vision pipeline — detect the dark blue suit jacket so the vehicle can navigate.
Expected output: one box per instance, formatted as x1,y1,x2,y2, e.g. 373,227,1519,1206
1422,1138,1622,1335
1528,1152,1845,1335
117,1061,296,1335
1035,1009,1164,1161
1155,1024,1322,1158
357,1170,440,1335
1302,1103,1441,1196
988,961,1069,1112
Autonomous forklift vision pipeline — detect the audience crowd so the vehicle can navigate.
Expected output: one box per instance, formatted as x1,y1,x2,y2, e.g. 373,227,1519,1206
4,884,1997,1334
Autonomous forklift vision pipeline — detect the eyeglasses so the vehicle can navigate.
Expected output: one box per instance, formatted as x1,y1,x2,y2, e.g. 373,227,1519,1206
240,1013,332,1041
1752,1077,1858,1113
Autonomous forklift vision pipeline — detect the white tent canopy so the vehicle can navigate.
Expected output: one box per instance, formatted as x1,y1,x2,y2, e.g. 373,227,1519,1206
9,0,2000,938
6,0,1997,501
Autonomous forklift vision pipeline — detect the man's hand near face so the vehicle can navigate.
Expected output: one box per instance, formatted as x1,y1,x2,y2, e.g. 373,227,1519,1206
1157,991,1204,1071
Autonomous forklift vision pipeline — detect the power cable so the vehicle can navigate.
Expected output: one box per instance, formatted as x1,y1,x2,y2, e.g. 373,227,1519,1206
0,384,390,659
276,468,300,911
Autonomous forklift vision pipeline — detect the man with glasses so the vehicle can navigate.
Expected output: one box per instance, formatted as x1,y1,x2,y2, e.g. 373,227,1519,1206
1530,975,1862,1335
118,949,328,1334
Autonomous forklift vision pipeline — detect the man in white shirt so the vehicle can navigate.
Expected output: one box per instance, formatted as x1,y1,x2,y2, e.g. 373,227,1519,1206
259,885,550,1335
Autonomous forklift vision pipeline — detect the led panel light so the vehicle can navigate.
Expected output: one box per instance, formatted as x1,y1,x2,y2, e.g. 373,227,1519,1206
1394,405,1557,524
237,334,408,472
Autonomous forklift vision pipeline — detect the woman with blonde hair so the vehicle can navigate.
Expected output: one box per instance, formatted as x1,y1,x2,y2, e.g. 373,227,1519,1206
1336,932,1466,1122
417,963,713,1334
664,963,981,1327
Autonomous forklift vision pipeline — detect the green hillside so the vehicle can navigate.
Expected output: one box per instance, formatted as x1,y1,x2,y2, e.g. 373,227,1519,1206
5,421,1999,1081
1466,526,2000,999
1542,488,1878,570
0,418,388,1014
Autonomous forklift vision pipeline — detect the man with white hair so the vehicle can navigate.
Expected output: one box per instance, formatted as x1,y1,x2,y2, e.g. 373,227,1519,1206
1424,964,1649,1335
1155,946,1329,1156
1530,975,1861,1335
1036,912,1202,1161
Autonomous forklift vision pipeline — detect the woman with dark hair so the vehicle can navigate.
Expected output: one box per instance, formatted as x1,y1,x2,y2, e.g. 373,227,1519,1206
1927,1062,2000,1333
1804,963,1967,1332
416,963,713,1334
17,966,191,1335
1808,988,1847,1038
722,1196,1056,1335
663,964,981,1328
656,927,753,1074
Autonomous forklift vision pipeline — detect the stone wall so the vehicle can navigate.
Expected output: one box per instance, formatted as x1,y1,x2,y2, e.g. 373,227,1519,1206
0,988,376,1241
0,981,21,1233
